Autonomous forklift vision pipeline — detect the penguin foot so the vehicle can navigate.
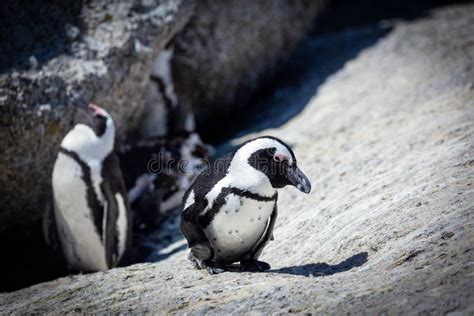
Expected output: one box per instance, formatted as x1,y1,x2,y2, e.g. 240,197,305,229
188,254,227,274
240,260,271,272
202,260,227,274
188,253,205,269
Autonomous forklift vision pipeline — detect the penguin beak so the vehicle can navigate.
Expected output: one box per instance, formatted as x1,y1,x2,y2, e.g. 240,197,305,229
286,164,311,194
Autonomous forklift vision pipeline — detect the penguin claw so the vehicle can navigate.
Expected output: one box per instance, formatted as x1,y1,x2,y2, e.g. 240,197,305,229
202,260,227,275
188,253,204,269
240,260,271,272
188,254,227,274
206,266,226,275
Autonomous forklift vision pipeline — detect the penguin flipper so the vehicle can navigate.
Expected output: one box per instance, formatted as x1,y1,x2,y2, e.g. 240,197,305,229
42,198,60,251
101,154,133,268
181,201,213,261
247,203,278,261
101,180,119,268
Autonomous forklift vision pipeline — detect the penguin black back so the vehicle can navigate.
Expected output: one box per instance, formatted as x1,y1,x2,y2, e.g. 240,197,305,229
181,136,311,274
51,99,132,272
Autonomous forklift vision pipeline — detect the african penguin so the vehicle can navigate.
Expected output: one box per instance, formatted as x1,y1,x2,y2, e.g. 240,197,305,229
119,132,212,232
140,47,195,138
51,95,132,272
181,136,311,274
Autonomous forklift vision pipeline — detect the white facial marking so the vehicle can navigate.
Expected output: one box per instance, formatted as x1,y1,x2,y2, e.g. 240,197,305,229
61,110,115,162
205,138,288,209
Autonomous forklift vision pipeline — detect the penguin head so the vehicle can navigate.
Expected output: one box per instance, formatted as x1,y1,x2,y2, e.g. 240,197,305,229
240,136,312,193
61,97,116,161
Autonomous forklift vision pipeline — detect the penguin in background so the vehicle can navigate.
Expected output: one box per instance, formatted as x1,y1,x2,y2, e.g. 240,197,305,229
119,132,212,232
50,93,132,271
119,46,211,233
181,136,311,274
140,46,195,138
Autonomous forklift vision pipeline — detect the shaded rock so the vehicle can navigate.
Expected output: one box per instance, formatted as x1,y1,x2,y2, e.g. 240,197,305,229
0,0,324,291
0,0,194,236
172,0,327,137
119,132,212,233
1,3,473,313
0,0,324,239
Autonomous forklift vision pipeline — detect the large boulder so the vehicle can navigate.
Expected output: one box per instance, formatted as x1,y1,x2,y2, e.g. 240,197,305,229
0,0,325,236
1,3,472,313
0,0,325,291
0,0,194,235
172,0,326,136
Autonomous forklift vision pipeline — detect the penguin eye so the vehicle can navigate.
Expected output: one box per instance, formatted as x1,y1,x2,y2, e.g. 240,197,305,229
273,154,282,163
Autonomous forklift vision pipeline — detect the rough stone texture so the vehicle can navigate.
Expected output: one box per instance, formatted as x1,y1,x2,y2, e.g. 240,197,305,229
172,0,326,134
1,3,473,313
0,0,324,238
0,0,194,234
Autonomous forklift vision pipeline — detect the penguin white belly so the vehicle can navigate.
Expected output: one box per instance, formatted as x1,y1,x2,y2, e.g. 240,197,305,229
204,193,275,263
52,153,108,271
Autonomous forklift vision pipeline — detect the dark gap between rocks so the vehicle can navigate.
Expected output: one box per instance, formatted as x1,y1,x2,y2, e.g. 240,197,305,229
0,0,84,73
198,0,472,146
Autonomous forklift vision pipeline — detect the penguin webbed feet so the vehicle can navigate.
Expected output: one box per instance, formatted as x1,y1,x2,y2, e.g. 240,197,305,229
240,259,271,272
187,254,271,274
203,261,227,275
187,253,227,274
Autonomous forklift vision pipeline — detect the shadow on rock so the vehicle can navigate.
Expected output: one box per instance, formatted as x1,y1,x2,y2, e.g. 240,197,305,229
271,252,368,277
0,1,84,73
212,23,391,156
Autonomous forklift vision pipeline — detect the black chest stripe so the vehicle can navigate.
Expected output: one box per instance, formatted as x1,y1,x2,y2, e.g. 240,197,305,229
199,187,277,228
58,147,104,238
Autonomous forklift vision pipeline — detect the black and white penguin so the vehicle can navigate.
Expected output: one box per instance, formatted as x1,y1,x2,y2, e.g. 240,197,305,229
51,95,132,271
140,47,195,138
180,136,311,274
119,132,212,231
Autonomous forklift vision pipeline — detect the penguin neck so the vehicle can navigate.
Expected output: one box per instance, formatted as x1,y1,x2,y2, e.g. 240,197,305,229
227,151,275,197
61,120,115,163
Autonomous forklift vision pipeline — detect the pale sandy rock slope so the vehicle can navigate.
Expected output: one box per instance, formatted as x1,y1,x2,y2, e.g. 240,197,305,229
1,3,473,314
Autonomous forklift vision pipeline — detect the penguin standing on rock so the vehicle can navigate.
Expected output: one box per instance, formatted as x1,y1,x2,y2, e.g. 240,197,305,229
181,136,311,274
51,94,132,271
